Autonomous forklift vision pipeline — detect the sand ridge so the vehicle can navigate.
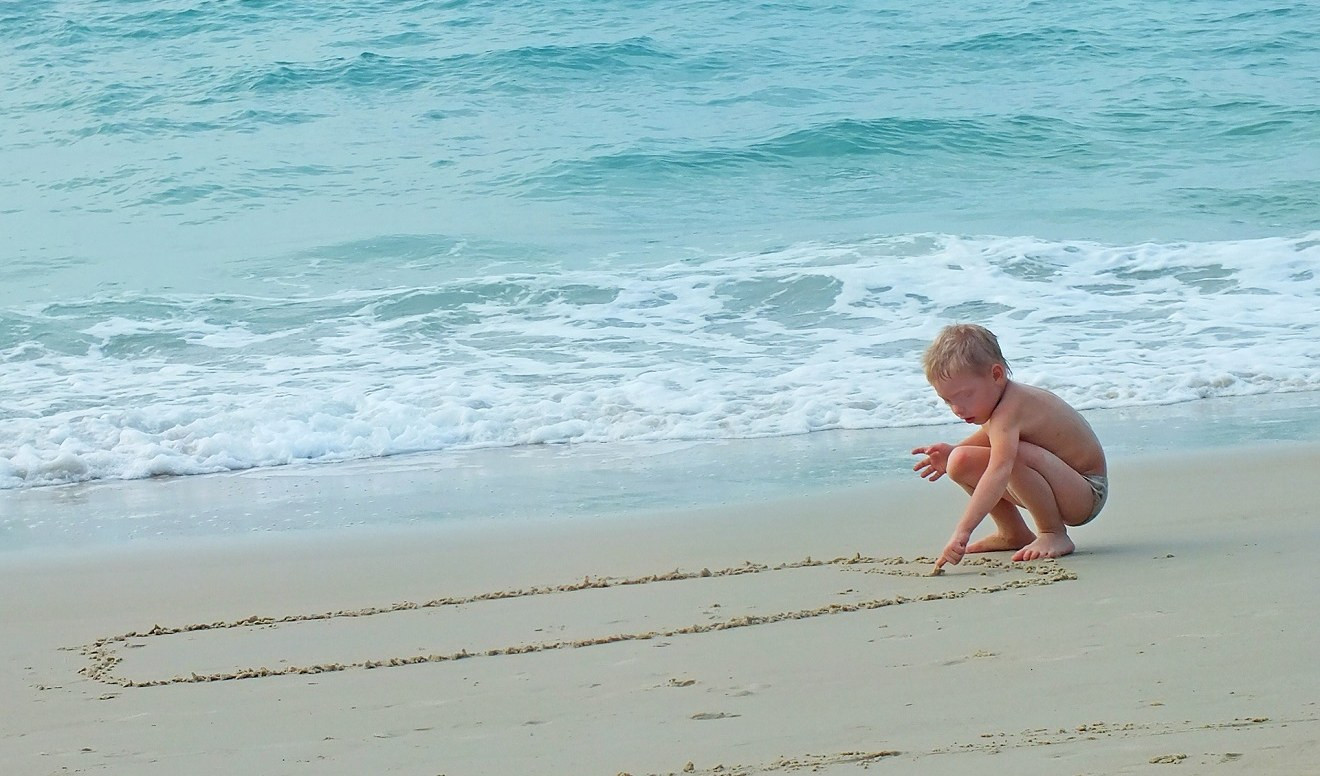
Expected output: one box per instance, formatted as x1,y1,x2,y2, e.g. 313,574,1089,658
75,554,1075,688
626,716,1294,775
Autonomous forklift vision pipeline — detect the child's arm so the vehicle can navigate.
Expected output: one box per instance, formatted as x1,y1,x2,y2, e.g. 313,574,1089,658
957,426,990,448
936,423,1020,568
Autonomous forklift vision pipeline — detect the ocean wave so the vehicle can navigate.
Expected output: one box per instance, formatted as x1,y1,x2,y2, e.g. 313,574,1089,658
215,36,675,99
106,7,242,42
68,108,324,141
519,114,1097,194
1173,182,1320,222
941,26,1119,56
493,36,677,72
3,232,1318,490
220,52,443,95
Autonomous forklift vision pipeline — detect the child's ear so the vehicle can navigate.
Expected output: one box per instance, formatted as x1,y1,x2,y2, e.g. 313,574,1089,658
991,363,1006,381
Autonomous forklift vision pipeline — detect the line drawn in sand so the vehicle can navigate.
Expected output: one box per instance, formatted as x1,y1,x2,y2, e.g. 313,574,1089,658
74,555,1075,687
625,716,1294,775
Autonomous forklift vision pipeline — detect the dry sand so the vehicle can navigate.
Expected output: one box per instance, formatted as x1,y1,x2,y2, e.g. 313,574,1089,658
3,442,1318,775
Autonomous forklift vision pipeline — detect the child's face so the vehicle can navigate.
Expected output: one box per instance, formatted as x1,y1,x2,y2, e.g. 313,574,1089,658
930,365,1006,425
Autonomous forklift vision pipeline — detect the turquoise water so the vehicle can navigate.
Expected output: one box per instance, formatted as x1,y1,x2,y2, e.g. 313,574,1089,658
2,2,1318,502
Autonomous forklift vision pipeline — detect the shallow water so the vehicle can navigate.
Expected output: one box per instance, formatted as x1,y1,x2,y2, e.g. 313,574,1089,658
4,391,1318,552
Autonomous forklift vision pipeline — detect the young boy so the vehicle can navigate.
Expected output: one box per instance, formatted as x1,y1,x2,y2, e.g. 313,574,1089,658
912,324,1107,569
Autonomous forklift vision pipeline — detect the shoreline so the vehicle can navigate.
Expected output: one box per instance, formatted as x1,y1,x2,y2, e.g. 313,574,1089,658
4,389,1320,555
4,438,1319,774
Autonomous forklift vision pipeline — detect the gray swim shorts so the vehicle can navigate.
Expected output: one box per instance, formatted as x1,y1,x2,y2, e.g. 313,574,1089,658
1077,473,1108,526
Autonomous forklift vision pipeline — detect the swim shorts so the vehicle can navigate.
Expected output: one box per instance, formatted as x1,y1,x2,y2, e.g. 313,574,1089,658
1077,473,1108,526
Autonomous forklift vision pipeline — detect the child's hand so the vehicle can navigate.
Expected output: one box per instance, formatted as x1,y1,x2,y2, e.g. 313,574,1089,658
911,443,954,481
936,532,970,570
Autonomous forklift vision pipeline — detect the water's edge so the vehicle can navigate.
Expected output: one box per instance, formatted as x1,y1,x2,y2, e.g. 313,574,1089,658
3,390,1317,555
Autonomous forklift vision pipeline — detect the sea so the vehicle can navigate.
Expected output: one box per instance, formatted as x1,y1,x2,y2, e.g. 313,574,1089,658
2,1,1318,548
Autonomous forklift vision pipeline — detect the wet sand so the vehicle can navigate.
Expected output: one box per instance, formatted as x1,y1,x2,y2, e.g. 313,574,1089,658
3,442,1318,774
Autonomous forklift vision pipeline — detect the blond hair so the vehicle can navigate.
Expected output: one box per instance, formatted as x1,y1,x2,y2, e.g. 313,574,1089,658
922,323,1011,382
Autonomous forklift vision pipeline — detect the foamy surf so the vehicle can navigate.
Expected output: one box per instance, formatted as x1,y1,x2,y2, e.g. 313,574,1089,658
3,232,1317,489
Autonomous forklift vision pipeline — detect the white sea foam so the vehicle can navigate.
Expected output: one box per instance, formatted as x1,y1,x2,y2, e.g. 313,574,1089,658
2,232,1318,489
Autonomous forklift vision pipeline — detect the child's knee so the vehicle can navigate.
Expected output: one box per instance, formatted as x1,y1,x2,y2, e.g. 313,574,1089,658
945,445,984,483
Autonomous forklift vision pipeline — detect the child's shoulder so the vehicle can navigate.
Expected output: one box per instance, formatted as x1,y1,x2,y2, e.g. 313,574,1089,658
1013,380,1064,403
1002,381,1078,418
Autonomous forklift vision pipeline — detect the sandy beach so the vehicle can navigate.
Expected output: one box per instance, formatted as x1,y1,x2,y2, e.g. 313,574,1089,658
6,2,1319,774
3,440,1318,775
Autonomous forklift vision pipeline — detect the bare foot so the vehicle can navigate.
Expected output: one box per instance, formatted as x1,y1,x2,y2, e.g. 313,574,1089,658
1012,532,1075,561
967,531,1035,554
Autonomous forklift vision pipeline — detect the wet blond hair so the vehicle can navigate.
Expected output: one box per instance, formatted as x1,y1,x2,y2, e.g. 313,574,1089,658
922,323,1011,382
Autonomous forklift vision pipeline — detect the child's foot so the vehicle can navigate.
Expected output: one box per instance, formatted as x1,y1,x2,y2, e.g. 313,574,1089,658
967,530,1035,554
1011,532,1075,562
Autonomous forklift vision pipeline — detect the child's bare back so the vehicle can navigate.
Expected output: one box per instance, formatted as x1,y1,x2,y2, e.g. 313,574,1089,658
989,381,1105,478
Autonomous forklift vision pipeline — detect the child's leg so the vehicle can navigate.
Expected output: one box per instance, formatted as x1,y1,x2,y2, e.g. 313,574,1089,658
1001,441,1097,560
946,442,1095,560
945,446,1037,553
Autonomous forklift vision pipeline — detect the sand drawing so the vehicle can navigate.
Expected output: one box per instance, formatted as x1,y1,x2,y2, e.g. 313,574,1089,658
74,555,1075,688
624,750,902,776
625,717,1280,775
